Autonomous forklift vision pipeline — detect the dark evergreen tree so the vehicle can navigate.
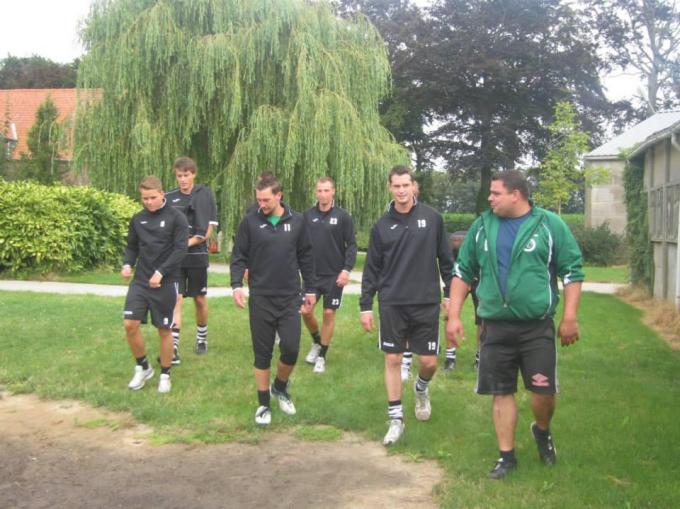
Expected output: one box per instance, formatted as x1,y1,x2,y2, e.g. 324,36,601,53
0,55,78,89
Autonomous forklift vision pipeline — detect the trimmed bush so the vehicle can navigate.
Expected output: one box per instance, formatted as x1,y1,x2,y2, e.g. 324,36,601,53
443,212,476,233
0,181,138,273
571,222,627,266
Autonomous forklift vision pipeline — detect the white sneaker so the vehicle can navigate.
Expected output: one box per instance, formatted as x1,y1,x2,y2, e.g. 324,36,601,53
414,385,431,421
128,365,154,390
400,363,411,382
270,384,296,415
313,356,326,373
157,373,171,393
255,406,272,426
383,419,405,446
305,343,322,364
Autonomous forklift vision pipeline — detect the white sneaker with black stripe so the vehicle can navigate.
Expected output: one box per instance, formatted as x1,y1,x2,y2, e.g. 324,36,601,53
157,373,171,394
305,343,321,364
255,406,272,426
383,419,405,446
128,365,154,390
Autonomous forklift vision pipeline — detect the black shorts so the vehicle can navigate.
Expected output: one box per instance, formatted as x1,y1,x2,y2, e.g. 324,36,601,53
248,294,303,369
123,281,178,329
314,275,344,310
178,267,208,297
476,317,557,395
378,304,440,356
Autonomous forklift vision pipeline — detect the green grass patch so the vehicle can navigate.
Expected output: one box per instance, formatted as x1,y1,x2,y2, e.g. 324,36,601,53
584,265,629,284
1,291,679,507
294,425,343,442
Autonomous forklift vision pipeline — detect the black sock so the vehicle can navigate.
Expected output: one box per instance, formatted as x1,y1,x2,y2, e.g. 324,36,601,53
311,331,321,344
500,450,516,463
136,356,149,370
273,377,288,393
534,424,550,438
319,344,329,358
258,390,271,407
161,366,171,375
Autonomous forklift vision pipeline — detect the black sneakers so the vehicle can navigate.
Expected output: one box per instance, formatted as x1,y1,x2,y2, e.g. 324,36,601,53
487,458,517,480
531,422,557,465
443,358,456,372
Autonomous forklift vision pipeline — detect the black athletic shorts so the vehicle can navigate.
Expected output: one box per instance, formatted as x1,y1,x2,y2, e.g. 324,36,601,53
378,303,440,356
313,274,344,310
123,281,178,329
476,317,557,395
248,294,303,369
178,267,208,297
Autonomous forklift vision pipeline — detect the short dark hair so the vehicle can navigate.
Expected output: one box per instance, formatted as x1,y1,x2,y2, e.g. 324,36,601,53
173,156,196,174
388,165,414,184
317,176,335,188
139,175,163,192
256,170,282,194
491,170,529,200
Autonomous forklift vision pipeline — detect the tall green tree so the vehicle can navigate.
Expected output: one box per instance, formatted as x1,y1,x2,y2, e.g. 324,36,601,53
586,0,680,117
0,55,79,89
533,102,590,214
75,0,407,233
18,96,65,184
334,1,433,173
421,0,609,213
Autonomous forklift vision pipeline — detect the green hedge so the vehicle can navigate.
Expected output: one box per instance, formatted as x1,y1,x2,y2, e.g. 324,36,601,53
0,181,138,273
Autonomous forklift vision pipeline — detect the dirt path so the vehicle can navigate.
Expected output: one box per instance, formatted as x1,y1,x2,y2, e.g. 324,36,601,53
0,392,443,509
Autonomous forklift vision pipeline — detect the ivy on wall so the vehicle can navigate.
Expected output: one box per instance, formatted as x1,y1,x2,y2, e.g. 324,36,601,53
623,153,653,290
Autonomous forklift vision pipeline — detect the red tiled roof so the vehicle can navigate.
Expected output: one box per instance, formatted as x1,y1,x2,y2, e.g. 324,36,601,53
0,88,100,161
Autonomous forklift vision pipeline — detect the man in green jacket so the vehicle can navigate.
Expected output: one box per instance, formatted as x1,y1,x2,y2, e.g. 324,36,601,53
446,170,583,480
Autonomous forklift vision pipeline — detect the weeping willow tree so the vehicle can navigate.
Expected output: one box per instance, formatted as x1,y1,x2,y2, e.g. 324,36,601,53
74,0,408,233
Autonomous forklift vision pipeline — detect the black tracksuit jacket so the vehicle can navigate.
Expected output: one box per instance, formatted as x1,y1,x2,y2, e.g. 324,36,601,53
123,201,189,286
166,184,218,268
303,203,357,277
360,200,453,311
230,203,316,297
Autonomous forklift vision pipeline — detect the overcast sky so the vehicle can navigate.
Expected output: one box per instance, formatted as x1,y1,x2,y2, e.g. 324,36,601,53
0,0,637,101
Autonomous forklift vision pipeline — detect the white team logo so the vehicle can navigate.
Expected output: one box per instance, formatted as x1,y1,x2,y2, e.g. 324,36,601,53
390,224,398,230
172,198,181,202
524,239,537,252
160,220,165,228
330,217,338,225
260,224,267,228
140,221,148,224
163,317,169,325
312,218,319,222
417,219,427,228
284,224,291,232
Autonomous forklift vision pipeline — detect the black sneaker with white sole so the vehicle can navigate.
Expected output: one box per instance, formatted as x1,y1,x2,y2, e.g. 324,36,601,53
195,340,207,355
487,458,517,480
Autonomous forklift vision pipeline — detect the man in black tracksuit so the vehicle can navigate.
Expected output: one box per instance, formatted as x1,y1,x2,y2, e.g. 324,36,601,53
231,171,316,426
360,166,453,445
302,176,357,374
122,176,189,394
166,156,218,361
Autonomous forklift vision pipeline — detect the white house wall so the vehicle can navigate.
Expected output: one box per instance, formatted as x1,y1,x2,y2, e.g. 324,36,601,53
584,160,627,234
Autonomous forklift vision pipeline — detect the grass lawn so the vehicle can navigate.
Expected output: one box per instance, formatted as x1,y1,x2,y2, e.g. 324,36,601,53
1,291,679,507
583,265,629,284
